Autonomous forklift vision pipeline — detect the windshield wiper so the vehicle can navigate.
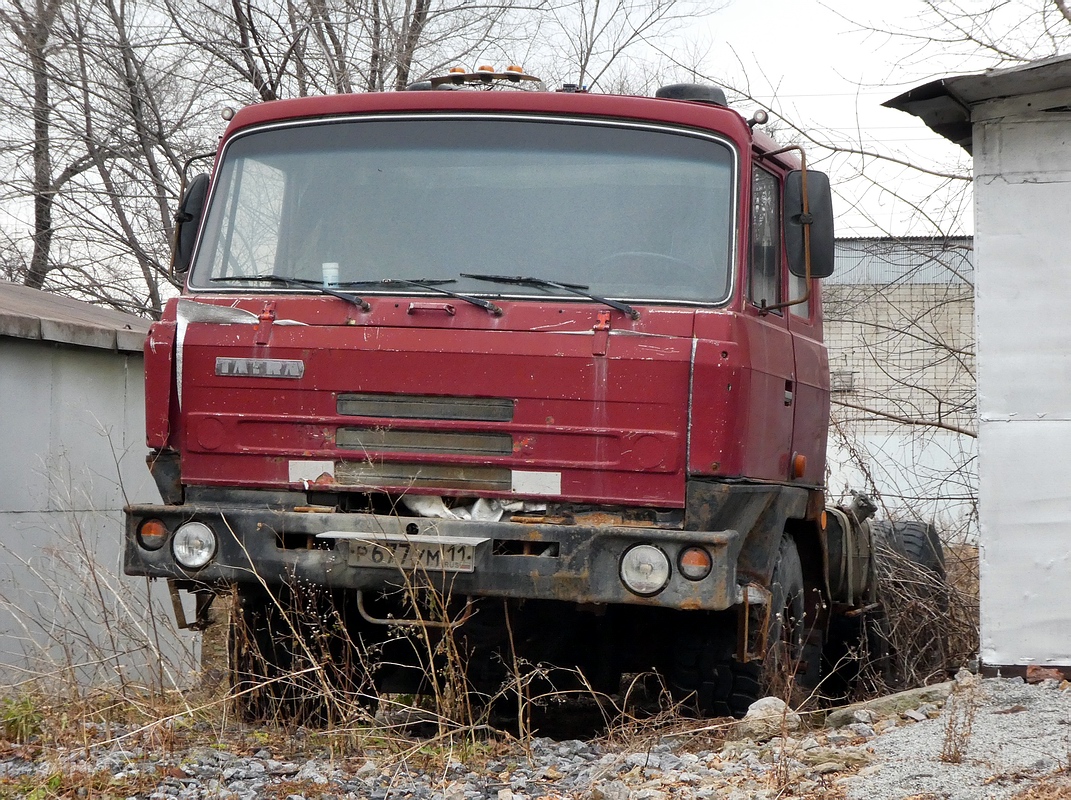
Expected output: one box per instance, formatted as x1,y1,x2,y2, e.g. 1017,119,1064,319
210,275,370,311
460,273,640,320
336,278,502,316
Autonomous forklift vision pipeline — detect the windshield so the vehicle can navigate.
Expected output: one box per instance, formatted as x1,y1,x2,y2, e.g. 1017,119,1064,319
190,116,736,304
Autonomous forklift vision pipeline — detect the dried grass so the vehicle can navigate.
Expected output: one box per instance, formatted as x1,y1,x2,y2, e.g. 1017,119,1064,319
866,541,979,693
1013,773,1071,800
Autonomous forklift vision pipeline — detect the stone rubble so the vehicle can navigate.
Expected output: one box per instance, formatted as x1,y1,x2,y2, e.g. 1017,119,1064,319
0,676,1067,799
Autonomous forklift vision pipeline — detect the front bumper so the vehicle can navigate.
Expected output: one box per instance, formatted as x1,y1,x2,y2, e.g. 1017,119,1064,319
124,497,748,611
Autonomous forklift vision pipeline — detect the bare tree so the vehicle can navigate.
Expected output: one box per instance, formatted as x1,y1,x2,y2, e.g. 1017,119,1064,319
533,0,706,91
0,0,93,290
0,0,704,316
690,4,1071,537
859,0,1071,69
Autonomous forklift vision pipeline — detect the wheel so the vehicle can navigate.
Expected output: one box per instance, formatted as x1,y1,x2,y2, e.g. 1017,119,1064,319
872,519,947,610
899,521,945,579
667,616,761,718
761,535,822,700
229,585,293,721
868,520,950,687
667,536,819,717
871,520,945,579
229,585,379,723
822,609,896,700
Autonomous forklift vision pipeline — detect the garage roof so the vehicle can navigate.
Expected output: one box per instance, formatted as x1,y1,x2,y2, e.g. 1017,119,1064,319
884,54,1071,153
0,281,150,353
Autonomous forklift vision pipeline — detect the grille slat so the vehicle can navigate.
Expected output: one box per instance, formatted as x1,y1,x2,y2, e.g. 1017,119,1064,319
337,393,514,422
334,462,512,491
337,428,513,456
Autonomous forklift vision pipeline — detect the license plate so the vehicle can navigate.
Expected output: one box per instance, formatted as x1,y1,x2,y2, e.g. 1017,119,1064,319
323,532,486,573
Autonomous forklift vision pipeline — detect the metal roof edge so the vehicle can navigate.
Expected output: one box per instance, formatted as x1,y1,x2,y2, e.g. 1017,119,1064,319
835,235,973,244
884,55,1071,154
0,281,149,354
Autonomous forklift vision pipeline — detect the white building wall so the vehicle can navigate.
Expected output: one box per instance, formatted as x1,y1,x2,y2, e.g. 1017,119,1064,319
0,336,197,688
975,107,1071,667
824,273,977,541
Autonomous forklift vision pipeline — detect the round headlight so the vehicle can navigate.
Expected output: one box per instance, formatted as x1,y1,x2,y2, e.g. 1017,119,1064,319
172,522,217,569
679,546,713,581
620,544,670,596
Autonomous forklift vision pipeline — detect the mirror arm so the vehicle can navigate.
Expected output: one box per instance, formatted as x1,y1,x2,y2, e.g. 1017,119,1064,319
757,144,812,315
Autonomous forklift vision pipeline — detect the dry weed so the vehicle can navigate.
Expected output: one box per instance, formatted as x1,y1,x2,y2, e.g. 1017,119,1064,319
940,674,981,763
866,540,979,694
1013,773,1071,800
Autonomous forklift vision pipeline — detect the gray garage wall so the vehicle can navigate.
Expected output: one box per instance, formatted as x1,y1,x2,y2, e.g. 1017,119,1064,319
0,335,197,691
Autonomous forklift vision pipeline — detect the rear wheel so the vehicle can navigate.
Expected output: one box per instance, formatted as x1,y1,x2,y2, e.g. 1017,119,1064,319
845,519,949,691
872,520,945,579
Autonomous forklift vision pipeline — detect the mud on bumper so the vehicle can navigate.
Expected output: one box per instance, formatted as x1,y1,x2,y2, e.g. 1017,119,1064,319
124,495,747,611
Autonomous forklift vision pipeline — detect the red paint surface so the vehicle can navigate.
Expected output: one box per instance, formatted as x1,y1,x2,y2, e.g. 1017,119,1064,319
151,89,830,508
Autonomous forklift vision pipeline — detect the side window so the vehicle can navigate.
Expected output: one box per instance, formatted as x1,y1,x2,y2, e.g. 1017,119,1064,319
789,271,811,318
749,168,781,309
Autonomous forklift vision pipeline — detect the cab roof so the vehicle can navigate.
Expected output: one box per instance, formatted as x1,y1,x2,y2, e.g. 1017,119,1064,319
223,89,755,149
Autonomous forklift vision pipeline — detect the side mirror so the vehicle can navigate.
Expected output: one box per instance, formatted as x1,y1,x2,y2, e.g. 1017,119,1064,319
172,172,210,275
785,170,834,279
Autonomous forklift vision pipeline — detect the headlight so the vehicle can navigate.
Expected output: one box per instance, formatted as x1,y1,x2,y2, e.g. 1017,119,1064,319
172,522,217,569
619,544,670,596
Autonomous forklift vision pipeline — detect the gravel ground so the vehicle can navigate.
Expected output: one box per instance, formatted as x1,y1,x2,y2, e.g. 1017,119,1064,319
0,675,1068,799
845,675,1071,799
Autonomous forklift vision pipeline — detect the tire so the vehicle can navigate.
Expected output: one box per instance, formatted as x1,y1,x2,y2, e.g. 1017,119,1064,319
229,585,293,721
762,535,822,699
868,520,950,688
667,619,761,718
229,585,378,723
822,609,896,700
899,522,946,579
871,520,945,579
668,536,819,717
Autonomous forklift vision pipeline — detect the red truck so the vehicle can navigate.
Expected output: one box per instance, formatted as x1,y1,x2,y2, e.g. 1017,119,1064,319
125,70,882,718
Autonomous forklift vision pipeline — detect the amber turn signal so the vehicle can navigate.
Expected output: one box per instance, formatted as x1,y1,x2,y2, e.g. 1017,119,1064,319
679,546,713,581
137,518,168,551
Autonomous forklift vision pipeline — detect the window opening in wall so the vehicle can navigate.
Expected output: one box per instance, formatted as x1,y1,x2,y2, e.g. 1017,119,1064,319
831,369,856,393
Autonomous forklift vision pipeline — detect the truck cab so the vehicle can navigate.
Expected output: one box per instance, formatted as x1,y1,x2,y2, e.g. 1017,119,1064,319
125,73,864,719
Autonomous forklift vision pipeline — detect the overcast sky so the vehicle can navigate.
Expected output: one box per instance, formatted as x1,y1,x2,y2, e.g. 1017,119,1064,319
695,0,980,237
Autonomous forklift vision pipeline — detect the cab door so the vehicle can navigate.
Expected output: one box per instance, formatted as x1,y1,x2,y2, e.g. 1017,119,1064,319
738,165,796,481
787,270,829,486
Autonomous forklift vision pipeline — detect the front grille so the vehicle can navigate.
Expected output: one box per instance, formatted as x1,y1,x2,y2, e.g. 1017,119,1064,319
334,461,512,491
337,428,513,456
337,393,514,422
